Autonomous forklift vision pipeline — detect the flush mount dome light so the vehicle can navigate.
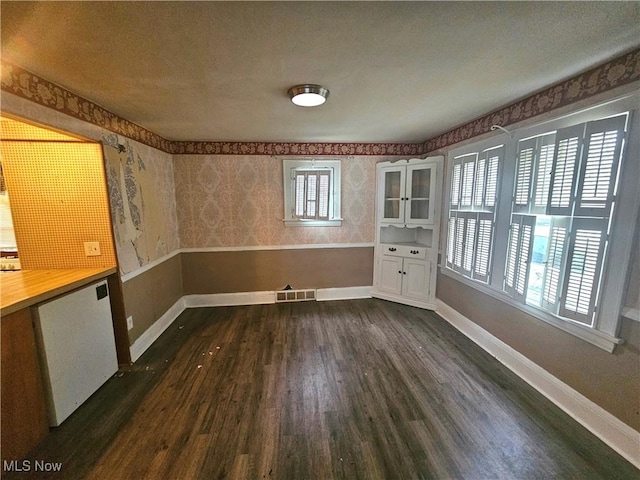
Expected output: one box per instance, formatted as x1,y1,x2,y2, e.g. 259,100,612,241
288,84,329,107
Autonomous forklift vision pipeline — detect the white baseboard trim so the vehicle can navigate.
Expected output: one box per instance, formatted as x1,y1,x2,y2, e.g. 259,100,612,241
183,291,276,308
183,286,374,307
371,290,436,310
316,286,372,301
435,299,640,469
129,297,186,363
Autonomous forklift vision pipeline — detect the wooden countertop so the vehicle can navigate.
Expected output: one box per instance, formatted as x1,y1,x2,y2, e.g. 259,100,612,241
1,267,117,316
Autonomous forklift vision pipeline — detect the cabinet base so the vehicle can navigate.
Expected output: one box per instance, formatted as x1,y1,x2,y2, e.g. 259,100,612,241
371,290,436,310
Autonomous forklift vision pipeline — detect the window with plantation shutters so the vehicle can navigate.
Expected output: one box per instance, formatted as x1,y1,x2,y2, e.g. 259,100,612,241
445,146,503,283
283,159,341,226
503,112,628,326
444,98,636,350
294,170,331,220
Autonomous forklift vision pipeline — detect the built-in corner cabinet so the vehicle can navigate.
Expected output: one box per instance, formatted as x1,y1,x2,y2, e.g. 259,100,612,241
372,157,443,309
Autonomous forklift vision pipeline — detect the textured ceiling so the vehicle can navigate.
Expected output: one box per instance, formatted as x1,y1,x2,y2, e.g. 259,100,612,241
1,1,639,143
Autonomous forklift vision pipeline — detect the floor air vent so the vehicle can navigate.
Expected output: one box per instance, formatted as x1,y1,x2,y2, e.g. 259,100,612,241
275,289,316,303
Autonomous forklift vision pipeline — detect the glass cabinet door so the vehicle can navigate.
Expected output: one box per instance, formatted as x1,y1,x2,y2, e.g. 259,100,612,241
406,164,435,224
381,167,406,222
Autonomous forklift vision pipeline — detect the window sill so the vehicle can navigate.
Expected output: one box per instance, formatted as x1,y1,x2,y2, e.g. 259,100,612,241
439,264,623,353
283,219,343,227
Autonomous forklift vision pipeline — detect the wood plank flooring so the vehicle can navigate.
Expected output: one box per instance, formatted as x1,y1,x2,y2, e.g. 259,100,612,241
4,299,638,479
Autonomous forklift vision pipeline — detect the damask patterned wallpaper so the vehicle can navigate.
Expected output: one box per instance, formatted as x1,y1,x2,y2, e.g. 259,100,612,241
174,155,385,248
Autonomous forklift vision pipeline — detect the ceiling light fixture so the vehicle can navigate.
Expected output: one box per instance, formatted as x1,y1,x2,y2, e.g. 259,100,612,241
288,84,329,107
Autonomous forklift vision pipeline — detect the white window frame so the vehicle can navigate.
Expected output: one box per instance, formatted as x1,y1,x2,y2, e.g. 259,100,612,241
441,93,640,352
283,159,342,227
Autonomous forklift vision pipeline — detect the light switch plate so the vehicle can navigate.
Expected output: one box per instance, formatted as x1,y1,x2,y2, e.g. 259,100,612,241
84,241,101,256
126,316,134,330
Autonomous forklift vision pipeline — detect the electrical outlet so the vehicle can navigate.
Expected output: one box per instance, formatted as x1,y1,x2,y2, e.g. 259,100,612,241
127,316,134,330
84,241,101,257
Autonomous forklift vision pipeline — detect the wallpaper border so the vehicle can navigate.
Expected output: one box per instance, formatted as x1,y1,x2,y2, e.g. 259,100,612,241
2,47,639,155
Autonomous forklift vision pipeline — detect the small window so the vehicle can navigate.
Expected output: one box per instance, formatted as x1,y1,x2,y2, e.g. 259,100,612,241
283,159,341,226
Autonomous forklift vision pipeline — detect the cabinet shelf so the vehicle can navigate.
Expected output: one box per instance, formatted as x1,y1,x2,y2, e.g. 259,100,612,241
380,225,433,248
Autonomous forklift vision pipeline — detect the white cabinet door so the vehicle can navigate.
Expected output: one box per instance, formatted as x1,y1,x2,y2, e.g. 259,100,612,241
402,258,430,301
35,280,118,426
406,164,437,225
380,166,407,223
378,256,431,302
378,255,403,295
379,162,437,226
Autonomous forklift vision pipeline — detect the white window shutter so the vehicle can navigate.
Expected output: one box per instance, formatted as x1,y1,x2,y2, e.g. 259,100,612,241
446,146,501,285
293,169,332,220
484,146,502,210
504,214,535,302
559,218,608,325
462,214,476,276
318,172,331,219
513,138,536,213
472,212,493,283
547,124,584,216
446,213,456,268
531,133,556,213
460,157,476,208
541,216,569,312
295,173,305,217
515,215,535,300
453,214,465,273
474,153,487,208
574,114,626,217
504,220,520,296
450,161,463,209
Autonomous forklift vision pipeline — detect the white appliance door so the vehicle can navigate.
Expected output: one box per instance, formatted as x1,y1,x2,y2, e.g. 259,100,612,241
35,280,118,426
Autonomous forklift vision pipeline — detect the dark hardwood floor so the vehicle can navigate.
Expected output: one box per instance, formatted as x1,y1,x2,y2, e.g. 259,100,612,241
4,299,638,479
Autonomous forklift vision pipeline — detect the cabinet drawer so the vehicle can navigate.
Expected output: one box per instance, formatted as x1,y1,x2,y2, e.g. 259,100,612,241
381,244,427,259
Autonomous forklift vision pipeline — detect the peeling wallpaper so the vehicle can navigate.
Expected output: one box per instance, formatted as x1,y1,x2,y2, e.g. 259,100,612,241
102,134,180,275
173,155,385,248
